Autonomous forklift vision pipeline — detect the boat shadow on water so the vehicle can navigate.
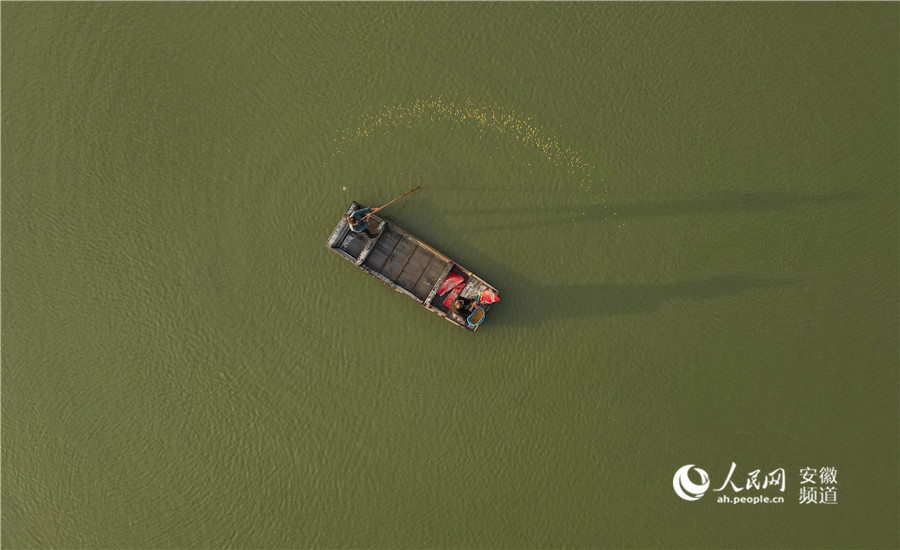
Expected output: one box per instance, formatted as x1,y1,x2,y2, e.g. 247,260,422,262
381,190,854,329
417,189,857,327
487,274,799,327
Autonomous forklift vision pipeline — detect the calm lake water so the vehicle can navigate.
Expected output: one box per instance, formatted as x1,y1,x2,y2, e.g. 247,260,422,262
2,3,897,548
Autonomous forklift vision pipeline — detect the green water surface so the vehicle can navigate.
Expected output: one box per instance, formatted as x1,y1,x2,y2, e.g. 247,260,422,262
3,3,898,548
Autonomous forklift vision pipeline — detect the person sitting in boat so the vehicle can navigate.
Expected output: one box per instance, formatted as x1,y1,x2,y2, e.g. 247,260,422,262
450,296,475,318
345,206,381,238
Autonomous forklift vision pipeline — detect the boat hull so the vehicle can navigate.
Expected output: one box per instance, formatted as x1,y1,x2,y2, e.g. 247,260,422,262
326,202,498,332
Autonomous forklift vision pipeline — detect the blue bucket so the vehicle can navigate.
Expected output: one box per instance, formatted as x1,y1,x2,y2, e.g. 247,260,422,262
467,307,485,327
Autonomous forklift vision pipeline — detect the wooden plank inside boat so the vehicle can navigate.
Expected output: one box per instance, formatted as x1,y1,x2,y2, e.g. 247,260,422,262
363,228,401,272
381,237,416,282
412,256,448,300
396,246,434,291
340,230,367,259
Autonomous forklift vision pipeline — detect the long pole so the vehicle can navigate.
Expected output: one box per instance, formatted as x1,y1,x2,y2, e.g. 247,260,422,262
376,186,419,211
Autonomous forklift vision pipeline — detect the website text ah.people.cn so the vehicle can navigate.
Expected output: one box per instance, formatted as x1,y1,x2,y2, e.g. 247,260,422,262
715,494,785,504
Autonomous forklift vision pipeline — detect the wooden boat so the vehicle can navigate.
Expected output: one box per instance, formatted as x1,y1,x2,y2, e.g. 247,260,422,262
326,202,499,332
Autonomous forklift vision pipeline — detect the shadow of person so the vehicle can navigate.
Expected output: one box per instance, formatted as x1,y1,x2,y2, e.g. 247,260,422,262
442,190,864,232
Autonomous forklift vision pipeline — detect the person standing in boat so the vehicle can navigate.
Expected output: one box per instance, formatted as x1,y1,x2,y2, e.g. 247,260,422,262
345,206,381,238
